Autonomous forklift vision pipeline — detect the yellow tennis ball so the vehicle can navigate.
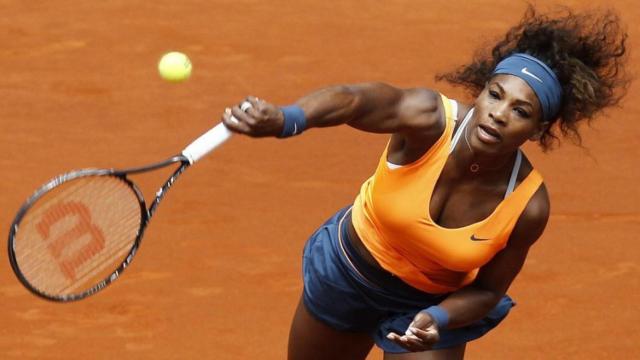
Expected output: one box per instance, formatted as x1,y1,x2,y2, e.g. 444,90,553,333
157,51,192,83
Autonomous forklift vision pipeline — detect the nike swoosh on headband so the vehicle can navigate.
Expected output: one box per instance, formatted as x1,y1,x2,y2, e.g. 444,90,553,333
521,67,543,83
470,234,491,241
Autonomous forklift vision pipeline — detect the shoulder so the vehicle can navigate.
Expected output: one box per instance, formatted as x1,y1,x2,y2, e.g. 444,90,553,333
451,101,473,133
394,88,448,141
509,181,550,249
397,88,441,121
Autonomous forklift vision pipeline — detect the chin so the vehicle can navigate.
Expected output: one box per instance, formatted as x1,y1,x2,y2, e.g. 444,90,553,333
469,126,501,152
470,125,524,155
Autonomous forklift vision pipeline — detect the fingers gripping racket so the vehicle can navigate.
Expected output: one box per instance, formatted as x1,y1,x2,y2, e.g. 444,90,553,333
8,109,244,302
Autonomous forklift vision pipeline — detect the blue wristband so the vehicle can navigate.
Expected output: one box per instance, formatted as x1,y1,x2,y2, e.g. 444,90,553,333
278,105,306,138
421,305,449,329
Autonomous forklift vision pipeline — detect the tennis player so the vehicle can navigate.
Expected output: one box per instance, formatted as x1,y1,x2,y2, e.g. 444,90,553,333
221,6,628,360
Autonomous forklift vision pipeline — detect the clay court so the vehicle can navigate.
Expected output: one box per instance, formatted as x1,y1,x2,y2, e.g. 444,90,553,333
1,0,638,358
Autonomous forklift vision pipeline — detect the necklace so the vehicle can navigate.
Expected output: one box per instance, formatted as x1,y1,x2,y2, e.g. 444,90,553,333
463,125,509,173
463,125,482,172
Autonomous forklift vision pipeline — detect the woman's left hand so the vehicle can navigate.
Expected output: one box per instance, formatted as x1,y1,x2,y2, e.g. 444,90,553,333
386,311,440,352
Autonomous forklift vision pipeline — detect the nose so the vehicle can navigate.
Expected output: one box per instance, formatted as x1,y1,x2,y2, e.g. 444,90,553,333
489,103,508,126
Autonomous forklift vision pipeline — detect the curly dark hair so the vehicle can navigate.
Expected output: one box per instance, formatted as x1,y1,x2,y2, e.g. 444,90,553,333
437,5,630,150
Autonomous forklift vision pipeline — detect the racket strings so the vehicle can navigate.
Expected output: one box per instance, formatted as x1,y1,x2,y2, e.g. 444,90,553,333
14,175,142,297
19,178,134,268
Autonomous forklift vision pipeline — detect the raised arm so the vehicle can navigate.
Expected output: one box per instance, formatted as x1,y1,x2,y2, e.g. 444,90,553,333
220,83,444,140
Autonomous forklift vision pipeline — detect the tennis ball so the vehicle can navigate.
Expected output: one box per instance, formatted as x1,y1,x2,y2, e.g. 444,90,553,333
157,51,192,83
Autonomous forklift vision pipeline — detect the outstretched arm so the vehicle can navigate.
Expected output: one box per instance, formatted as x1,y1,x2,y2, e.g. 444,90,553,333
220,83,444,140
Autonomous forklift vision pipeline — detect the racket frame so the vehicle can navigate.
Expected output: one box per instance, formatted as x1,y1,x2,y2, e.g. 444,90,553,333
9,121,233,302
8,155,190,302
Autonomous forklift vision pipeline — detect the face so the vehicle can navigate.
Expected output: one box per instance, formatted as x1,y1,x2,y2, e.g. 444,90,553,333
469,74,548,155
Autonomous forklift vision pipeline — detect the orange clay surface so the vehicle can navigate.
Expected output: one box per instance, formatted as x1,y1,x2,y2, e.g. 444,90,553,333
1,1,638,359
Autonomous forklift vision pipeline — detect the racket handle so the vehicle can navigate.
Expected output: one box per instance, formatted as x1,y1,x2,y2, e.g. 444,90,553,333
182,122,232,164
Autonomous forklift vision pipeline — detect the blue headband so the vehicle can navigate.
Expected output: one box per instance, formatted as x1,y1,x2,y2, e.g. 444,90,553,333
492,53,562,121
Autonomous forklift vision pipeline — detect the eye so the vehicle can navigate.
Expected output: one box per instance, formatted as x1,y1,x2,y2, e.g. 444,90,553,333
515,107,530,118
489,90,500,99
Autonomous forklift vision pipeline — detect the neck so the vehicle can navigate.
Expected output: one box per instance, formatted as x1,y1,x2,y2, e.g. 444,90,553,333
457,125,516,176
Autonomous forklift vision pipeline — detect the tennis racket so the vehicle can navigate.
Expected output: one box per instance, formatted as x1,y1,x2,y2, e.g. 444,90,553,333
8,105,247,302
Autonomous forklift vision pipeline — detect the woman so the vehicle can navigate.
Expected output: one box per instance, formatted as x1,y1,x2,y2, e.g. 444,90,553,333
220,6,628,360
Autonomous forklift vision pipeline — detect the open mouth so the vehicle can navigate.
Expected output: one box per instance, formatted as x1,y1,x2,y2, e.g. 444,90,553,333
477,124,502,143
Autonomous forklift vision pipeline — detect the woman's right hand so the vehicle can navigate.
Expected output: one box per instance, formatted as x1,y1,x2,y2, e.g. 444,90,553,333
221,96,285,137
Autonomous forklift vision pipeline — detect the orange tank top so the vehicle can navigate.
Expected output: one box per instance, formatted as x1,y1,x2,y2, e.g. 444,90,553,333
351,94,543,294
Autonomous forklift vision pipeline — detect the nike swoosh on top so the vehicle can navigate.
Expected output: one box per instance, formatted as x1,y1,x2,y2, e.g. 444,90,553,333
293,123,298,135
521,67,543,83
470,234,491,241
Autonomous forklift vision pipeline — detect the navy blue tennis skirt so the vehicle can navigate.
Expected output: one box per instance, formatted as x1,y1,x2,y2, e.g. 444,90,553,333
302,206,515,353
